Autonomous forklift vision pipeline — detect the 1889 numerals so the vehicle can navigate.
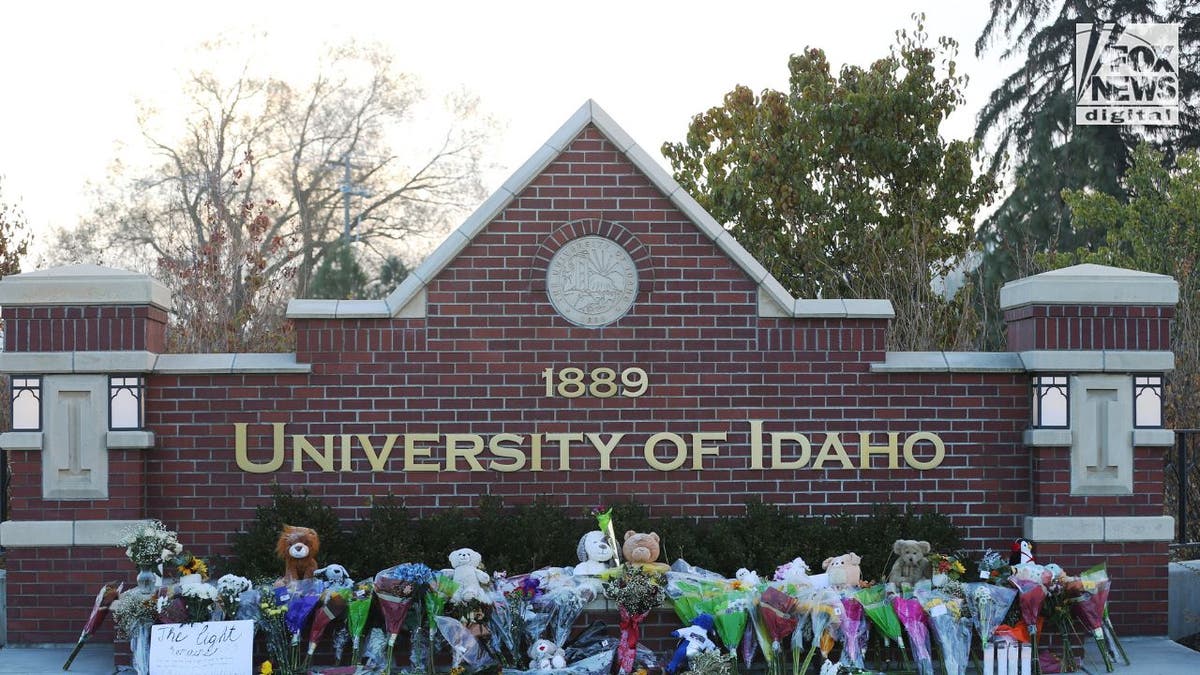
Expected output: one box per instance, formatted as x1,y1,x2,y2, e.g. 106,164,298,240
540,366,648,398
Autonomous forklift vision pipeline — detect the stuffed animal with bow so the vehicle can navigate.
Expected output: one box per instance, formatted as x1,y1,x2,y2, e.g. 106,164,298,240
666,613,717,674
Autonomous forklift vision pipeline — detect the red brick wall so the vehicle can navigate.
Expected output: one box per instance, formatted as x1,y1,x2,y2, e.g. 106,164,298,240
2,125,1173,643
1004,304,1174,351
2,305,167,352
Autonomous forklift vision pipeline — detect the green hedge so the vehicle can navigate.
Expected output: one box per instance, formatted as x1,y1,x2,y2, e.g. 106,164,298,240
223,489,963,583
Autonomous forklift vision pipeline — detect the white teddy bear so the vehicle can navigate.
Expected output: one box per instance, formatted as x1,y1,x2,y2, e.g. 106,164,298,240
444,547,491,603
573,531,615,576
528,638,567,670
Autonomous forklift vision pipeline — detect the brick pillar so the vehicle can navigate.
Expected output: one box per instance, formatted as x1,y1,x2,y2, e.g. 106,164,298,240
0,264,169,644
1002,263,1177,635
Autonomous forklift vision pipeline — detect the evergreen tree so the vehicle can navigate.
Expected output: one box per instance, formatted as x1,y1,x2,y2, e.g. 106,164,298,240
308,241,369,300
972,0,1199,346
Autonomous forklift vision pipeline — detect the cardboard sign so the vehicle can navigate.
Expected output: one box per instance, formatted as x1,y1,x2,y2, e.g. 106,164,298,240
149,620,254,675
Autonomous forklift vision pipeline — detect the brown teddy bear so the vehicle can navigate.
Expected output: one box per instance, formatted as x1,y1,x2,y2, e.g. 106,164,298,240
887,539,931,589
622,530,661,564
822,552,862,589
276,525,320,583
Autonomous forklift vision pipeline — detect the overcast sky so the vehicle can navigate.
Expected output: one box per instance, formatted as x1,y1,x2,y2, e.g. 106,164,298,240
0,1,1005,269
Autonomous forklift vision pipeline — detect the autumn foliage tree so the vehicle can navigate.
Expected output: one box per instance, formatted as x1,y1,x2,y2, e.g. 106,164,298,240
662,16,996,350
157,156,296,353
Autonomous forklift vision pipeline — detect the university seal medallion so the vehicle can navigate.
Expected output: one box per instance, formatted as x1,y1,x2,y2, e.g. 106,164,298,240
546,236,638,327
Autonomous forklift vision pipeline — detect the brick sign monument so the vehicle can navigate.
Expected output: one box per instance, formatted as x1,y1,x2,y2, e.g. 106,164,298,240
0,101,1179,644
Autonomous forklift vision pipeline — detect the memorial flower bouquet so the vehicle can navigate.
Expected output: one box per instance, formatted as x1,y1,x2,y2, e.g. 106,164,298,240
180,581,219,623
304,587,349,672
345,579,375,667
215,574,253,621
119,520,183,572
257,585,300,675
544,580,591,649
425,573,460,675
110,590,155,675
798,588,840,675
838,597,868,669
62,581,123,671
854,585,906,655
1070,578,1114,672
375,562,434,675
1081,562,1129,666
1009,576,1047,662
604,564,666,674
490,573,543,665
928,552,966,587
913,586,970,675
892,596,933,675
755,586,798,675
962,582,1016,653
714,593,751,663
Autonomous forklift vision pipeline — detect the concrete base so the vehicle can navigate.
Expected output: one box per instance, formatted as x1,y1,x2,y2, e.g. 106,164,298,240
1169,559,1200,639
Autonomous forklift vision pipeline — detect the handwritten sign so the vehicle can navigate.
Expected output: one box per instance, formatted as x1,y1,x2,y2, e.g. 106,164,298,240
149,620,253,675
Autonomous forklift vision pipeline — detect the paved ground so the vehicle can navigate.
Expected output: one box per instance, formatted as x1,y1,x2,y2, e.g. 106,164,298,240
3,636,1200,674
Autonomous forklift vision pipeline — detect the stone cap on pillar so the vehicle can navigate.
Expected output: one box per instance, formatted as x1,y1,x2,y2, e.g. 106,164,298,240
0,264,172,310
1000,263,1178,309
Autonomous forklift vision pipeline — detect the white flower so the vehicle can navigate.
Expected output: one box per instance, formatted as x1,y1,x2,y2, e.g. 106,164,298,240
172,542,183,554
181,583,218,600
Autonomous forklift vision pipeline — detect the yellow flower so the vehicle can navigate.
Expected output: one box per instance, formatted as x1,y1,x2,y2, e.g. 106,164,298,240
260,661,274,675
952,561,966,574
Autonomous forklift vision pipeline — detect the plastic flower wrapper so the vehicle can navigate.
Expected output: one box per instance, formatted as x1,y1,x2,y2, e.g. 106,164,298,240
278,580,325,672
63,581,123,671
788,586,814,668
913,583,970,675
425,572,460,675
1070,577,1114,672
592,506,622,566
1009,576,1047,660
892,596,933,675
798,587,841,675
603,564,666,675
1081,562,1129,666
713,592,750,661
436,614,496,671
304,587,349,671
962,582,1015,652
543,583,591,648
376,562,435,675
346,579,374,667
838,597,868,669
755,586,798,675
854,585,905,649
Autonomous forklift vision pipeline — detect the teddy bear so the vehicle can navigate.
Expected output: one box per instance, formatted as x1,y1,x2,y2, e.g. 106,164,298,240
773,556,812,585
574,530,616,576
444,547,491,603
276,525,320,583
527,638,567,670
822,552,862,589
314,563,353,588
666,613,718,674
887,539,932,589
622,530,661,564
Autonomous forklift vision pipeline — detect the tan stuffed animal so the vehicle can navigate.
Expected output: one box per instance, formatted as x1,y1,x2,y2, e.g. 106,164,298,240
622,531,661,564
887,539,932,588
276,525,321,583
822,552,862,589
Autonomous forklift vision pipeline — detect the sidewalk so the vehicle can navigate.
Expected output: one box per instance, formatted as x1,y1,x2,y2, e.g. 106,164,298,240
3,636,1200,674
